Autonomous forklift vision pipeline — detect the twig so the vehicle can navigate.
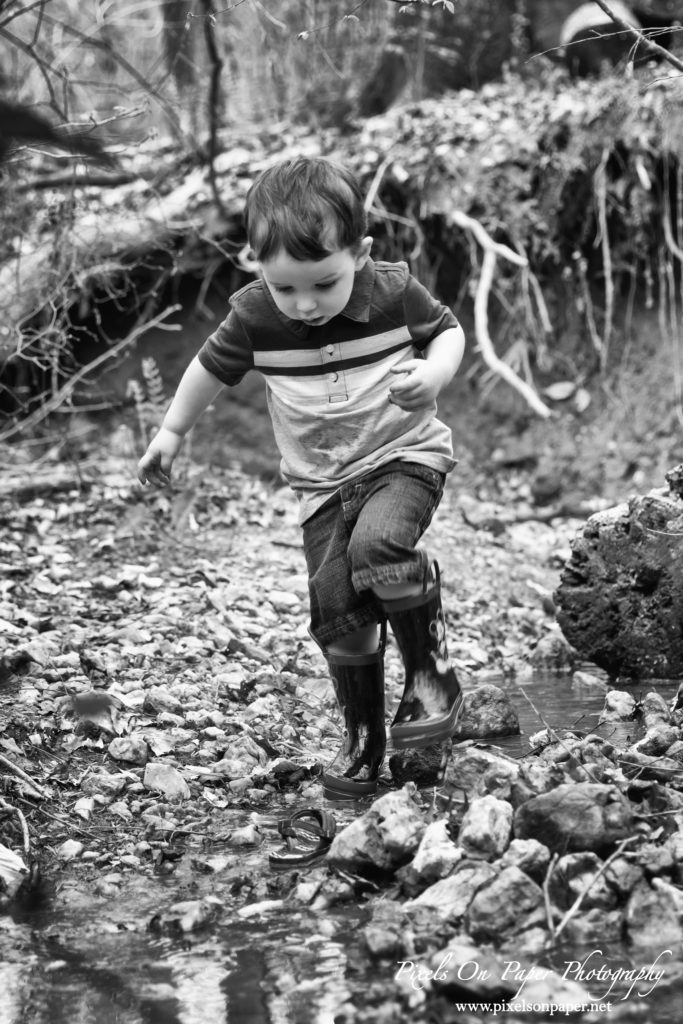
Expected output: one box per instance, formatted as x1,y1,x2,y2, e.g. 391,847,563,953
0,797,31,857
200,0,229,221
16,172,139,192
0,752,48,800
364,156,392,212
595,148,613,367
591,0,683,74
550,836,639,944
449,210,552,419
515,686,599,782
542,852,560,941
0,304,181,444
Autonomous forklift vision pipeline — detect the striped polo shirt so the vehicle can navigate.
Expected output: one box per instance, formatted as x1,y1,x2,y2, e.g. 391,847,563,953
198,258,458,523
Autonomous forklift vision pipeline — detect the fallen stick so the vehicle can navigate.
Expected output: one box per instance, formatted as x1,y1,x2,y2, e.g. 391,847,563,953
449,210,552,419
0,751,48,800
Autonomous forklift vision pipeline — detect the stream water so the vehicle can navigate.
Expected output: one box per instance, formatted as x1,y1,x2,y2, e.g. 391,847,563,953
3,672,683,1024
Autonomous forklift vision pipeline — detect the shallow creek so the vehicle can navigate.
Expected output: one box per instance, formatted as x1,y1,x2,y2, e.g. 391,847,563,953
2,672,683,1023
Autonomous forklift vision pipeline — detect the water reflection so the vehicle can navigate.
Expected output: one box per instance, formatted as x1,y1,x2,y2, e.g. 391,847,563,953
3,671,683,1024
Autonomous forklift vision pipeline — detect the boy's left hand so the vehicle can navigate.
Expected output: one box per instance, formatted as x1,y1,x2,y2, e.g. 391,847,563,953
388,360,442,410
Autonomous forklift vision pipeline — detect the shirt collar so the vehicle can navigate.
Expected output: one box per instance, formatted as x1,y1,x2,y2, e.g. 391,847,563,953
261,258,376,339
340,258,375,323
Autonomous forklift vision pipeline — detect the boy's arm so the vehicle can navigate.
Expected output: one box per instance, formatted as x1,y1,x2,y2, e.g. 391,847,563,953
137,356,225,485
389,325,465,411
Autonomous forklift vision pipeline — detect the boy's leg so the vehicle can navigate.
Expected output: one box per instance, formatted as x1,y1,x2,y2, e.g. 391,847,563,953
302,497,386,799
347,462,463,749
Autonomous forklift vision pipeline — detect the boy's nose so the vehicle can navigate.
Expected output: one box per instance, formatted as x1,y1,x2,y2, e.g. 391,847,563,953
296,295,317,313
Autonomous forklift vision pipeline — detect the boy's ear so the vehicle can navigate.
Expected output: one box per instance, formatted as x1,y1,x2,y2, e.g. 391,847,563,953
354,236,373,270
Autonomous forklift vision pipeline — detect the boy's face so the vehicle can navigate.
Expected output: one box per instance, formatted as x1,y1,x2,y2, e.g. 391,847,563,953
260,238,372,328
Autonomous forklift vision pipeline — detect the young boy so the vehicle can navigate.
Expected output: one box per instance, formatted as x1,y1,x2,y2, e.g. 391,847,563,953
137,156,466,801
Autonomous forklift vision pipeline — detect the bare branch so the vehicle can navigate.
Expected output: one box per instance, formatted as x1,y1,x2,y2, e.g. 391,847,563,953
591,0,683,74
200,0,229,221
449,210,552,419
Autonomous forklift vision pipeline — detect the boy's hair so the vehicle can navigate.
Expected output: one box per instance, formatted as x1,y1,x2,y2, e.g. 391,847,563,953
245,157,368,262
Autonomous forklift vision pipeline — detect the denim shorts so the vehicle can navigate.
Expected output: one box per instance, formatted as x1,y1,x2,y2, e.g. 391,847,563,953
302,460,446,648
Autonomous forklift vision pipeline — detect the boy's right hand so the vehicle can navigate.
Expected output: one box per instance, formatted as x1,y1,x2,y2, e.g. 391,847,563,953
137,427,184,486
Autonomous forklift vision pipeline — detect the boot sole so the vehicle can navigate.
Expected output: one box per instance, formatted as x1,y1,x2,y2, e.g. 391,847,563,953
322,772,379,800
390,693,464,750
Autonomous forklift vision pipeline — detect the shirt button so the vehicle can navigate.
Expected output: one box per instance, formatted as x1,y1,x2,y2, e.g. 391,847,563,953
326,345,335,355
328,372,338,382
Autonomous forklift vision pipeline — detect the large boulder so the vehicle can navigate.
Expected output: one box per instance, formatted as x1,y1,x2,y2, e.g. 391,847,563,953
555,468,683,678
513,782,633,854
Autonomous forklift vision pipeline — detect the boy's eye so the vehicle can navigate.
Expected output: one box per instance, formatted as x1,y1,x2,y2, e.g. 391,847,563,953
316,281,337,290
273,285,292,294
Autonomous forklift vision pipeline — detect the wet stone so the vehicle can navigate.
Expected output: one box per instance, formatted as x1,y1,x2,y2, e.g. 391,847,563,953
529,627,577,672
550,852,617,910
642,691,672,727
453,683,520,740
457,794,513,861
625,880,683,949
444,744,520,800
466,865,546,941
630,724,680,757
327,783,426,874
599,689,638,723
404,861,497,924
513,782,634,854
397,819,463,895
499,837,551,881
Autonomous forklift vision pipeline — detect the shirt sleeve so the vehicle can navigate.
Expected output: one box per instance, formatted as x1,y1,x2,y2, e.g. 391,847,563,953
403,274,459,352
197,306,254,386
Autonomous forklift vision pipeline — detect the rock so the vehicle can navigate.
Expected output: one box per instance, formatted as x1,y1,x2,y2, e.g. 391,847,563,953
327,784,425,874
453,684,519,740
625,880,683,948
363,900,412,959
510,760,567,807
559,908,625,946
529,628,577,672
143,685,184,716
457,795,513,861
466,866,546,940
80,768,128,799
267,589,300,611
599,689,637,723
555,481,683,677
57,839,84,861
444,745,520,801
389,743,447,787
108,734,148,765
427,939,517,999
550,852,617,910
667,831,683,884
642,691,672,726
513,783,634,854
512,969,595,1012
630,724,680,757
604,855,645,897
152,897,222,934
397,820,463,894
631,841,674,878
405,861,497,923
619,750,683,783
0,844,28,896
143,763,191,801
499,838,551,881
571,669,608,692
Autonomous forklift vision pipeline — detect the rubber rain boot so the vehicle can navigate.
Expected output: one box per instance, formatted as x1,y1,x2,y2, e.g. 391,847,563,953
323,631,386,800
380,561,463,749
